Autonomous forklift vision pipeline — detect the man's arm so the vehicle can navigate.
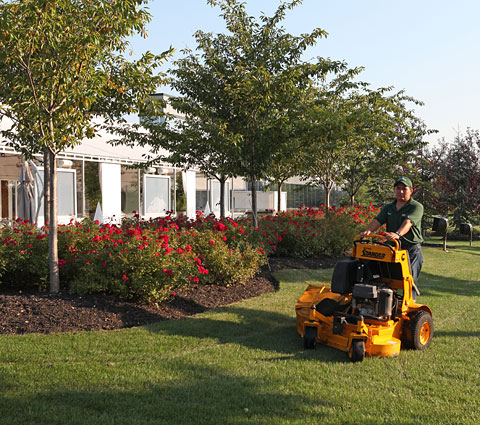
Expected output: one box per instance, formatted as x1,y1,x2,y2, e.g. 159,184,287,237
384,219,413,240
360,219,382,237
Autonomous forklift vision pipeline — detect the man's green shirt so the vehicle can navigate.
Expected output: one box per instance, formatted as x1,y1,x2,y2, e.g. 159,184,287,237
375,198,424,246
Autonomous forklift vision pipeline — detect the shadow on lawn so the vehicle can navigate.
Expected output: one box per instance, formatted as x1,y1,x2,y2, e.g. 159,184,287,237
0,364,333,425
145,305,350,363
418,272,480,298
434,330,480,338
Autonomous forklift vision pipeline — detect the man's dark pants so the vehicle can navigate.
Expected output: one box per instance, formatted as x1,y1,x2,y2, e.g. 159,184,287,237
405,243,423,300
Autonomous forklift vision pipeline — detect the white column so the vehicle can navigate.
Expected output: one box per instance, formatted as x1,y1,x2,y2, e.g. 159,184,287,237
99,163,121,224
183,169,196,219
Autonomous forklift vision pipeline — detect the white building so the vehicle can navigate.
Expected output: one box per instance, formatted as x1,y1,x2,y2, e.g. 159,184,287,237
0,94,289,226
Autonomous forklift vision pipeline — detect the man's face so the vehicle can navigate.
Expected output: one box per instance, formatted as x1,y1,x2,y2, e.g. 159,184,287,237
394,183,413,202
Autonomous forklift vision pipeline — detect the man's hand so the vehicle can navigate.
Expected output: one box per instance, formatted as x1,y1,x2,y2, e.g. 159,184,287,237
360,230,372,237
384,232,401,240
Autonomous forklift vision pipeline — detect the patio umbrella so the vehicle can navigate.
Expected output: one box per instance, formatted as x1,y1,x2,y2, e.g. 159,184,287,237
17,161,36,222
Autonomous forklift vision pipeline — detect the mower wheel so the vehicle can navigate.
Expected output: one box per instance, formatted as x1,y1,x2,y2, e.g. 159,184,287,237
350,339,365,362
409,311,434,350
303,326,317,349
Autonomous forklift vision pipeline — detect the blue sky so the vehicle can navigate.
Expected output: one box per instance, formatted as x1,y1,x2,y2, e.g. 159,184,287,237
128,0,480,146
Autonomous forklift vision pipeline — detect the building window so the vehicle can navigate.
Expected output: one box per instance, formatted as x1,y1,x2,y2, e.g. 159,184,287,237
121,167,140,216
210,180,230,213
84,162,101,218
36,167,77,223
143,174,170,216
0,180,16,220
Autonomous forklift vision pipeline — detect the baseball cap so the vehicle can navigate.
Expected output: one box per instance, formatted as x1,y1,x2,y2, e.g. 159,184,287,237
394,176,413,188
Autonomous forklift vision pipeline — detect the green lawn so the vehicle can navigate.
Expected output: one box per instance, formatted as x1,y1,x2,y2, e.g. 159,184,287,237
1,242,479,424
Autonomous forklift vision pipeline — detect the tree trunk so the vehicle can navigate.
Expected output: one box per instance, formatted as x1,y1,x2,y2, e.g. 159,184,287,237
48,151,60,294
248,131,258,227
251,177,258,228
350,194,355,206
219,177,226,218
277,182,283,212
43,147,51,225
324,184,331,208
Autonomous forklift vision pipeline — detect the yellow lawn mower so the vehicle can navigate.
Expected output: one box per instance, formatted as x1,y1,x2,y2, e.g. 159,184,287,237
295,234,433,362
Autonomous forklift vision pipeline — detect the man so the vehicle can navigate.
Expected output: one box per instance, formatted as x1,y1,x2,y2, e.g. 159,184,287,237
361,176,424,297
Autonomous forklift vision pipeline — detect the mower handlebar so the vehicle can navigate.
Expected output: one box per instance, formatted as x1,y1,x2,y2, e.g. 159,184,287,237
354,233,400,251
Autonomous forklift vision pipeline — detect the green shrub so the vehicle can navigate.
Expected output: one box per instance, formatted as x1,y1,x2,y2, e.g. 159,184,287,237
257,205,379,258
60,223,199,303
0,206,378,302
186,229,265,286
0,221,48,290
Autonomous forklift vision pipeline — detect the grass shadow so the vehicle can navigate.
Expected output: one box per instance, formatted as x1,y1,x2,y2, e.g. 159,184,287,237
144,305,350,363
419,271,480,297
0,364,330,425
434,330,480,338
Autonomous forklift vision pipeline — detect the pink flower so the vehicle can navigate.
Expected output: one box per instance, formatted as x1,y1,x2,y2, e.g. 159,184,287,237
122,274,129,280
209,240,215,245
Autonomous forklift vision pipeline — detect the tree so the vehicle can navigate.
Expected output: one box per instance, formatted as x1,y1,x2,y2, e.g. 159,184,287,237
263,89,317,212
265,139,304,212
340,89,429,205
0,0,172,293
432,129,480,227
303,76,428,208
145,0,343,227
301,74,364,207
140,92,239,218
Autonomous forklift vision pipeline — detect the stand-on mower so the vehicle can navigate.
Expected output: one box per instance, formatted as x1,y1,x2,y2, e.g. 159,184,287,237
295,234,433,362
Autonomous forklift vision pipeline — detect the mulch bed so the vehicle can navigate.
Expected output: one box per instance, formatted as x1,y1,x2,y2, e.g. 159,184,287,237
0,256,336,335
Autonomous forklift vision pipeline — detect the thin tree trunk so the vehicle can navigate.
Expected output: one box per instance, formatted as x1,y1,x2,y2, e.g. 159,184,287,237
251,176,258,228
324,184,331,208
43,147,51,225
219,177,226,218
277,182,283,212
48,151,59,293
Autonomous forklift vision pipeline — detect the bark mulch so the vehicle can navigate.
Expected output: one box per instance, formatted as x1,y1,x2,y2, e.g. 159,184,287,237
0,256,336,335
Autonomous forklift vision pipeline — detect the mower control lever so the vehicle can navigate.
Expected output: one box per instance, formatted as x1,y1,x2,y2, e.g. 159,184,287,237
354,234,398,255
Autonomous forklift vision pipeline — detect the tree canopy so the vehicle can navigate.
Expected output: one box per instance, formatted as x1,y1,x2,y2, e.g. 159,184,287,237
143,0,345,226
0,0,172,292
425,129,480,228
302,77,428,208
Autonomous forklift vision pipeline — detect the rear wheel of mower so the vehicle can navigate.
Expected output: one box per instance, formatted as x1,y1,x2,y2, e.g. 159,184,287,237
409,311,433,350
303,326,317,349
350,339,365,362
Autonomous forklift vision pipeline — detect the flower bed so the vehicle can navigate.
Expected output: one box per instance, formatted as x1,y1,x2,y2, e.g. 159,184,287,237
256,204,380,257
0,205,379,303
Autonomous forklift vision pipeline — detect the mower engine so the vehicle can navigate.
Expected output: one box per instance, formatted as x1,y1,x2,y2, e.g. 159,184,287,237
352,284,394,320
331,258,398,321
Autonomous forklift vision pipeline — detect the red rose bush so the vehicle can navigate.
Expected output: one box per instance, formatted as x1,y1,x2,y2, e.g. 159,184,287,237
0,205,379,303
